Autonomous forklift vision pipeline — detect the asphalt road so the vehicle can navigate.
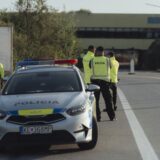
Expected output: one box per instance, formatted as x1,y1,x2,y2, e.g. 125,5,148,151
0,71,160,160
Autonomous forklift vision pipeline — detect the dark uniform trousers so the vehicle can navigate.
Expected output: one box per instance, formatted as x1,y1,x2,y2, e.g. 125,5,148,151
91,79,115,121
110,83,117,109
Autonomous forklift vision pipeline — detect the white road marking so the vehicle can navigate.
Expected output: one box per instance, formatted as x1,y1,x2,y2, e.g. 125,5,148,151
118,87,159,160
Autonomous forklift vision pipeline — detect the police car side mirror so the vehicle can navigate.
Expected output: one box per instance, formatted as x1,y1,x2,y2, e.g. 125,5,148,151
85,84,100,92
3,76,10,83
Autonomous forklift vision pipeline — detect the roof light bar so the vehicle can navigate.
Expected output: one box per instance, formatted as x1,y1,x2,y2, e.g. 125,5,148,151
16,60,54,67
54,59,78,65
16,59,78,68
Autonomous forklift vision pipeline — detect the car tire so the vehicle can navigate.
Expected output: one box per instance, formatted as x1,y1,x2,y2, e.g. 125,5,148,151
78,117,98,150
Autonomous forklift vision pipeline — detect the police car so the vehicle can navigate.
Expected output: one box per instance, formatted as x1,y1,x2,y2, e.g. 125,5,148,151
0,59,99,150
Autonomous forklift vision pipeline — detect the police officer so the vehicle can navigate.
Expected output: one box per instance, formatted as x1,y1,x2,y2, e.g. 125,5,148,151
83,45,95,84
108,51,119,111
0,63,4,89
76,50,86,70
90,47,115,121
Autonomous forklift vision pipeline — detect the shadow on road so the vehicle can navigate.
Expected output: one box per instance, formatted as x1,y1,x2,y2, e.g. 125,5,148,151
0,145,82,159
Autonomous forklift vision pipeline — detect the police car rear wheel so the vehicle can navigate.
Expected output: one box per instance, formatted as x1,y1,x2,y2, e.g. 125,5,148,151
78,117,98,150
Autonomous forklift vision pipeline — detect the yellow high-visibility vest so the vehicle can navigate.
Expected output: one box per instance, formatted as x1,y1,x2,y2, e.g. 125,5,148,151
110,57,119,83
0,63,4,79
83,51,94,84
91,56,110,82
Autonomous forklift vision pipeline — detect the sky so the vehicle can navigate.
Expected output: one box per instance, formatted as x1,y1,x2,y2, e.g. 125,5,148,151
1,0,160,14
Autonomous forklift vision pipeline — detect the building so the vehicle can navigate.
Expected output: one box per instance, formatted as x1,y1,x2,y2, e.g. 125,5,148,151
75,13,160,50
75,13,160,68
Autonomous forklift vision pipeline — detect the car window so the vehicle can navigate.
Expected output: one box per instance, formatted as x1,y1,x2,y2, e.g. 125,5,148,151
79,70,86,85
3,71,82,95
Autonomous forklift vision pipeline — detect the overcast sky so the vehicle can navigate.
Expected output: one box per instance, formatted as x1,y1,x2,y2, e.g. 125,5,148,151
1,0,160,13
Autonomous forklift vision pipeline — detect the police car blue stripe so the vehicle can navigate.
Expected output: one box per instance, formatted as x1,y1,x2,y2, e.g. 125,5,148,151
7,111,18,116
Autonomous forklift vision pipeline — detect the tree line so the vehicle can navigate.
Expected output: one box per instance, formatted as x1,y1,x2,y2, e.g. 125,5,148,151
0,0,78,64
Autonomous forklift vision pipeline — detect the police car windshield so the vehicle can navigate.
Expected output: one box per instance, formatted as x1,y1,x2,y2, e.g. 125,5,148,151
3,71,82,95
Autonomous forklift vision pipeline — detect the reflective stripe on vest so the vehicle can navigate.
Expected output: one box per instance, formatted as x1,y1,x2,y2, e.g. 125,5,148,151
91,56,110,82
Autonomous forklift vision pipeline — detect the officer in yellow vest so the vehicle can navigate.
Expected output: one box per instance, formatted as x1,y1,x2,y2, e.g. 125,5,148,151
90,47,115,121
109,51,119,111
0,63,4,89
83,45,95,84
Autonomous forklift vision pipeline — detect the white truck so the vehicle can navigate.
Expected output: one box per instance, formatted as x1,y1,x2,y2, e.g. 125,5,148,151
0,26,13,74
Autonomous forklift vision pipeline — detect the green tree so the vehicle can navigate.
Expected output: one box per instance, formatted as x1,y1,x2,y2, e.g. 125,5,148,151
0,0,78,62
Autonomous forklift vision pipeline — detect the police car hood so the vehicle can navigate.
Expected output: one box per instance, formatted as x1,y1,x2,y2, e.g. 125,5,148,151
0,92,87,111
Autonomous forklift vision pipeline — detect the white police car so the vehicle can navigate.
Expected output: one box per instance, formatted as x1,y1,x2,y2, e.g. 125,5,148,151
0,59,99,150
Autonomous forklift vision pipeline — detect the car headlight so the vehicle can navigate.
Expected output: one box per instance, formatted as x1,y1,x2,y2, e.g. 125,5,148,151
0,110,6,119
66,105,86,116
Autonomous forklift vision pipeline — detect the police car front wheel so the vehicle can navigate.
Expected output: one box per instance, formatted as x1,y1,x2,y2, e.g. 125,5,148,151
78,117,98,150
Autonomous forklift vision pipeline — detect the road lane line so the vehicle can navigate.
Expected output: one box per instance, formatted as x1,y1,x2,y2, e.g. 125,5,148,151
118,87,159,160
120,74,160,80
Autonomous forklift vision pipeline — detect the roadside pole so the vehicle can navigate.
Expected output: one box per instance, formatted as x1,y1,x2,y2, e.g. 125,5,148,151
129,58,135,74
129,49,135,74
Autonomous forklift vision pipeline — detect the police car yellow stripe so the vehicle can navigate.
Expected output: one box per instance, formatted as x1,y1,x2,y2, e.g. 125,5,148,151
18,108,53,116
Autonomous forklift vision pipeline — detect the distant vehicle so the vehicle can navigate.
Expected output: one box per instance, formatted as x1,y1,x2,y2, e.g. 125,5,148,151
0,59,99,150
